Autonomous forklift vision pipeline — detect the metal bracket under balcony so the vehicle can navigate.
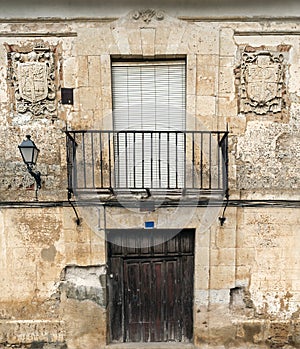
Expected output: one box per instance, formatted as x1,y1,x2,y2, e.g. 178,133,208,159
66,130,228,205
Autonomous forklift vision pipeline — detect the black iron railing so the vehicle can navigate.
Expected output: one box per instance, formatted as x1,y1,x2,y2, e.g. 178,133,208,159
66,130,228,197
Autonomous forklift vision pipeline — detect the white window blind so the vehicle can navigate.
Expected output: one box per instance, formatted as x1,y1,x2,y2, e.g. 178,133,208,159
112,60,186,189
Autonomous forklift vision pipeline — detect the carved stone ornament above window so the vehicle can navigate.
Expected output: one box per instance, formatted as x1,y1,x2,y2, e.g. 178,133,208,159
235,49,287,115
8,43,56,116
132,9,164,23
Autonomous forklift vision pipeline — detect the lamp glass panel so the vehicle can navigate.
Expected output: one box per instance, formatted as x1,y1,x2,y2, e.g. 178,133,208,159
32,147,39,165
21,147,34,164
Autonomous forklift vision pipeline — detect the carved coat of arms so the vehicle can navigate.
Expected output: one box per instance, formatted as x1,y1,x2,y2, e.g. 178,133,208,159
235,50,286,115
18,62,48,103
8,44,56,116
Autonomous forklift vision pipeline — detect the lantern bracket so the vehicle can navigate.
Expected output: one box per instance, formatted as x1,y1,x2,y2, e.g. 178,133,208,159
27,165,41,190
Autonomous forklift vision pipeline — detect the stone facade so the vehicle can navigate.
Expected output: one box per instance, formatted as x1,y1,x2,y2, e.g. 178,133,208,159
0,3,300,349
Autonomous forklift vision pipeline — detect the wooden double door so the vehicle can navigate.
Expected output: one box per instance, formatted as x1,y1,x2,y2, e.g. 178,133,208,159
107,229,195,343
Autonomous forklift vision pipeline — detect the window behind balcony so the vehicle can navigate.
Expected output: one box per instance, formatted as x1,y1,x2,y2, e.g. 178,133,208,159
111,60,186,190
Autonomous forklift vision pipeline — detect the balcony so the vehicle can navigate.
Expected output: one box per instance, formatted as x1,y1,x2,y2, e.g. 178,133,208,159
66,130,228,203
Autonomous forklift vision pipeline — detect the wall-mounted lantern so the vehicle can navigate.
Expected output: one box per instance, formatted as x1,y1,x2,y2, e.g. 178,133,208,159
18,135,41,197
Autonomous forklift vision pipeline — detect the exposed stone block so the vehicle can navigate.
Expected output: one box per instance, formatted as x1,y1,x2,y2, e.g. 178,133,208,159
60,265,107,308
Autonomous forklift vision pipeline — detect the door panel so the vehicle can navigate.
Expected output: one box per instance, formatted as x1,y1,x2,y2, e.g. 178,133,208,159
165,259,179,342
153,261,163,342
108,257,123,342
125,262,141,342
182,255,194,340
141,261,152,342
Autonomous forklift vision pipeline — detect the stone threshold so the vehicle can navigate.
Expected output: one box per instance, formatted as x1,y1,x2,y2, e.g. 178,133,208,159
105,343,196,349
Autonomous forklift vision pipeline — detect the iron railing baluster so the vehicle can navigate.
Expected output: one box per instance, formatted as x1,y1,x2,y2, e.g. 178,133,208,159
142,132,145,189
192,132,195,189
184,132,187,189
133,132,136,189
217,133,220,190
175,132,178,189
117,132,120,188
200,132,203,189
151,132,153,189
100,132,103,188
167,132,170,189
209,133,212,189
125,132,128,189
91,132,95,188
108,132,112,188
159,132,161,188
82,132,87,189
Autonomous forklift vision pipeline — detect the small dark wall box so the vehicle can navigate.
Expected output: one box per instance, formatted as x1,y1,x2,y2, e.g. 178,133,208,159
61,88,74,105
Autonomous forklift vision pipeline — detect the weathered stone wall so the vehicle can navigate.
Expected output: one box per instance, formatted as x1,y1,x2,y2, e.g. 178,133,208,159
193,207,300,348
0,206,107,348
0,7,299,349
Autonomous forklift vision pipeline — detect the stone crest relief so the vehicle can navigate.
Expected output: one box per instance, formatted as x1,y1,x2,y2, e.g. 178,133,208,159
8,43,56,116
235,49,287,115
